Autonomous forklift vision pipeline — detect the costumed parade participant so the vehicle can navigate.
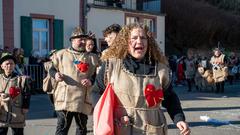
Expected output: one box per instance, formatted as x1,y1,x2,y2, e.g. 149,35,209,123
49,27,99,135
183,49,196,92
0,53,31,135
101,24,122,57
210,48,228,93
92,23,190,135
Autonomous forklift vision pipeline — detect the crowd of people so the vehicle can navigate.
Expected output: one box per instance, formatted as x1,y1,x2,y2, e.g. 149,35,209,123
168,48,240,93
1,22,239,135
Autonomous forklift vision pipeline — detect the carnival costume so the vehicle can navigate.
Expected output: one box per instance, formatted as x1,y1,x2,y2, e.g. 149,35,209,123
0,73,30,128
92,55,185,135
50,47,99,114
210,54,228,83
210,52,228,93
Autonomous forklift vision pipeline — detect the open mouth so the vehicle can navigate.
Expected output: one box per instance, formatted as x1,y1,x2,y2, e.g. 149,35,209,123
135,46,144,51
134,46,145,54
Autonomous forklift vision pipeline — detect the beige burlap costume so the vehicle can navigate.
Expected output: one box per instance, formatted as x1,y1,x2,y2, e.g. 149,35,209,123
0,75,29,128
107,59,169,135
210,54,228,83
51,48,99,115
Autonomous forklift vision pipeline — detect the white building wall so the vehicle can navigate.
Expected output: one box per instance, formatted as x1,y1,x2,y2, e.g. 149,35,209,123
0,2,3,49
157,16,165,54
87,8,124,49
14,0,80,48
87,8,124,38
87,7,165,53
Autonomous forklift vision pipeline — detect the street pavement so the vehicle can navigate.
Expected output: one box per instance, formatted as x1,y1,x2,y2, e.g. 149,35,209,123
7,80,240,135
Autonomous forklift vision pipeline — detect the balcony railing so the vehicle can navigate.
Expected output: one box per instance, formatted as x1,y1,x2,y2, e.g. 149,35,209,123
93,0,122,7
93,0,161,13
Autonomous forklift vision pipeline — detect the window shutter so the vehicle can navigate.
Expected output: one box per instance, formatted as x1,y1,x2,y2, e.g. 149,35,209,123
53,19,64,50
21,16,32,57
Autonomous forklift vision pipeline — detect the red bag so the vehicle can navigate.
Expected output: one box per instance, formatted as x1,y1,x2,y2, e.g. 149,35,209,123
93,84,115,135
9,86,21,99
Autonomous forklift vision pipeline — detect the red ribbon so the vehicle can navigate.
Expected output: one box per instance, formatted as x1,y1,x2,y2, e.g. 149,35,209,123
9,86,21,99
77,62,89,72
144,84,164,107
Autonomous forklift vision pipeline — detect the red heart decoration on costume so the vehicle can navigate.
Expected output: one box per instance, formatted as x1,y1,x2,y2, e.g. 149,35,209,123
77,62,89,72
9,86,21,99
144,84,164,107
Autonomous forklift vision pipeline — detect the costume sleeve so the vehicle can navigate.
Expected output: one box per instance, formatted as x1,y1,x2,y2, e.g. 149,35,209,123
210,56,214,65
91,62,107,107
90,72,96,85
159,65,171,91
92,54,101,67
49,53,59,78
162,84,186,124
22,77,31,109
89,54,99,84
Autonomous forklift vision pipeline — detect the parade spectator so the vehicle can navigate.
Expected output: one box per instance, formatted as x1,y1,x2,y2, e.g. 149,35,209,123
3,46,10,53
91,23,190,135
0,53,31,135
12,48,25,75
183,49,197,92
168,55,178,85
29,50,42,65
28,50,44,91
19,48,25,67
210,48,228,93
49,26,99,135
176,56,185,86
228,52,238,85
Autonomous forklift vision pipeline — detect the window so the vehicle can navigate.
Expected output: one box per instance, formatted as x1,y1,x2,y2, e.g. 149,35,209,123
125,13,157,37
32,19,49,57
126,16,138,25
143,0,161,12
143,18,155,33
21,15,63,57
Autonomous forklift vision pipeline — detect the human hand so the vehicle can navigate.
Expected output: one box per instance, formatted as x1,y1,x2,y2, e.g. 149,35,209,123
0,93,7,99
176,121,191,135
55,72,63,82
22,108,29,114
81,79,92,87
0,93,10,102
